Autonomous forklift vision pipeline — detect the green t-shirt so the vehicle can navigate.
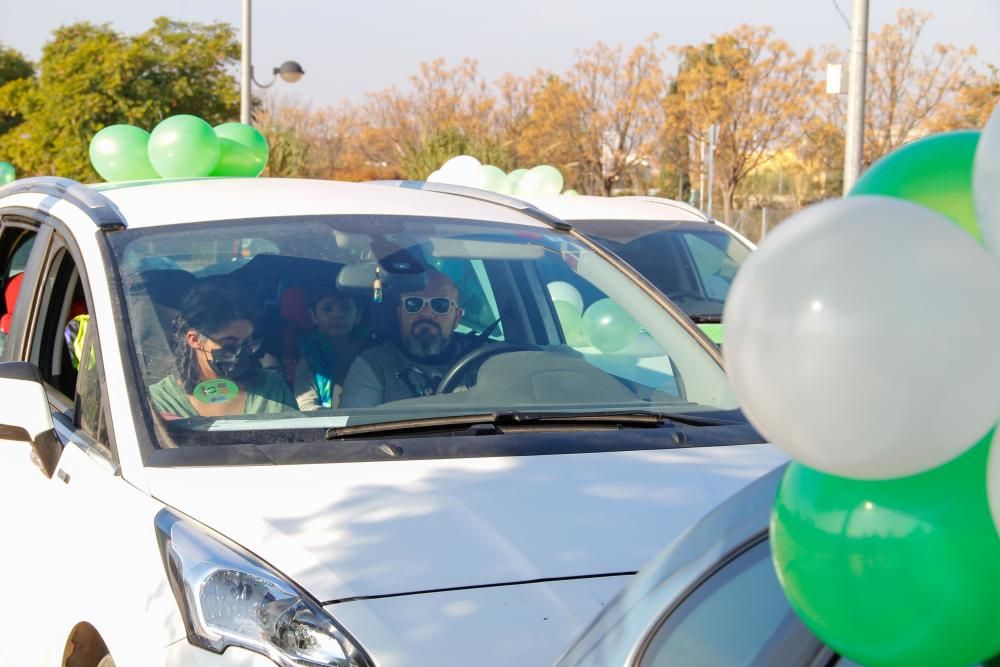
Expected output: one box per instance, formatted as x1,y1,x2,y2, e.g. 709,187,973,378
149,368,296,419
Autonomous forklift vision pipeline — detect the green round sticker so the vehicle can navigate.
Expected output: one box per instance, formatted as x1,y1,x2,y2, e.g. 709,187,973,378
193,378,239,404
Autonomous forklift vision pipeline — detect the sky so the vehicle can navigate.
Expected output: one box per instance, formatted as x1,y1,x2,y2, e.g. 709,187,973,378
3,1,998,109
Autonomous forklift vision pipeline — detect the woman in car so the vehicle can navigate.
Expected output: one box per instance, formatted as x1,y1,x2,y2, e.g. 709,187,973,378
294,285,365,410
149,277,296,419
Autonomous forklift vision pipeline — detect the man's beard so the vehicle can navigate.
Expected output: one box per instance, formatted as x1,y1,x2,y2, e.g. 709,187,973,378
405,320,447,357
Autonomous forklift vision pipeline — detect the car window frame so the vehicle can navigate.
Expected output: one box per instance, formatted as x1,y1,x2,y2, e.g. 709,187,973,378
631,531,830,667
8,211,120,468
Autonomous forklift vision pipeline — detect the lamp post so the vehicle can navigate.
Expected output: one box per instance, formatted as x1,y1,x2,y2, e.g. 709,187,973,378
842,0,869,194
240,0,305,125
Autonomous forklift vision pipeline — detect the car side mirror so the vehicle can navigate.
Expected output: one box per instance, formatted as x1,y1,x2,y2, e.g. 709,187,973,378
0,362,61,478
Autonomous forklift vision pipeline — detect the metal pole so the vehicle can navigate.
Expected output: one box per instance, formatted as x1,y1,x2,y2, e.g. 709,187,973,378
240,0,252,125
706,124,717,218
698,138,705,211
842,0,869,194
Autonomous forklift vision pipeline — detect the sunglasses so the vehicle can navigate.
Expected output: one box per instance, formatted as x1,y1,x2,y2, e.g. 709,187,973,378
201,333,262,356
402,296,456,315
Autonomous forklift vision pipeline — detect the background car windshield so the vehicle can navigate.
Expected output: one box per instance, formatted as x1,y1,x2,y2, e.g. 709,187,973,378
571,219,751,320
110,215,737,448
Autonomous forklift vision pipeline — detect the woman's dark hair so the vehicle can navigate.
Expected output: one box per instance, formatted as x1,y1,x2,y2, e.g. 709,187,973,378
175,277,263,391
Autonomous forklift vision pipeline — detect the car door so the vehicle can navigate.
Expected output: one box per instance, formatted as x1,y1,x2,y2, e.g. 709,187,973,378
0,224,153,665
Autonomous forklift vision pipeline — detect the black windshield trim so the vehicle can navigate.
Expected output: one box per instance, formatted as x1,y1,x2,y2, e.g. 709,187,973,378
144,425,765,467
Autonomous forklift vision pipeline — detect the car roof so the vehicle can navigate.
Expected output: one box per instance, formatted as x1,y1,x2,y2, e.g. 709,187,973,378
516,194,710,223
90,178,549,230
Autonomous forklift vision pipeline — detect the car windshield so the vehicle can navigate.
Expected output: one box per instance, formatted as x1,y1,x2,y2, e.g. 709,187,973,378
109,214,739,450
571,219,751,320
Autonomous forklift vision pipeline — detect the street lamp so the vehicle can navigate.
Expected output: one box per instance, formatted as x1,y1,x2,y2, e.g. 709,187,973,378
240,0,305,125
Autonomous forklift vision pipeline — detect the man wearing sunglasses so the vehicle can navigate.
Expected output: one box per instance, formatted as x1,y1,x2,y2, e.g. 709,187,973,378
341,269,474,407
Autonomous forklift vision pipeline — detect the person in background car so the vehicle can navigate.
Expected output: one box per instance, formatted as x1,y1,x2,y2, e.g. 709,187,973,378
149,277,296,419
294,286,365,410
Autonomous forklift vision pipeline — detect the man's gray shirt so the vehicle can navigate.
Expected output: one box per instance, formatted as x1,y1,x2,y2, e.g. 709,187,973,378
340,339,469,408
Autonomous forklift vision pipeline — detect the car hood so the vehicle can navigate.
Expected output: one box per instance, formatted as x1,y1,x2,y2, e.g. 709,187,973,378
146,444,786,602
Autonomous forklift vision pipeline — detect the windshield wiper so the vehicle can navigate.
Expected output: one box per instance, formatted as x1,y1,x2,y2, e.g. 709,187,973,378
326,410,667,440
689,314,722,324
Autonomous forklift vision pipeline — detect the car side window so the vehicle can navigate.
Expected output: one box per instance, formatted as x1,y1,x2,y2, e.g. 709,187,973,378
636,540,822,667
0,225,38,356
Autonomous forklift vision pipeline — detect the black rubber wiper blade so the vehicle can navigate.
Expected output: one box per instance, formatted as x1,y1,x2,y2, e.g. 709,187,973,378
689,314,722,324
326,410,666,440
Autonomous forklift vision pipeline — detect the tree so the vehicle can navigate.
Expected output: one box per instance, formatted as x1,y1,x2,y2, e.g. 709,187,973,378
360,58,505,178
0,45,33,138
863,9,977,163
0,18,239,180
665,26,817,223
563,37,665,195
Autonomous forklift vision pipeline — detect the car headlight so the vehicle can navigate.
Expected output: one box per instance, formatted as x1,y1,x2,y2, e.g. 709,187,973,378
155,508,373,667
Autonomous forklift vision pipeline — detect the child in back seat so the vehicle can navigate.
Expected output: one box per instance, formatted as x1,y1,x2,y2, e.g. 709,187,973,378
294,285,364,411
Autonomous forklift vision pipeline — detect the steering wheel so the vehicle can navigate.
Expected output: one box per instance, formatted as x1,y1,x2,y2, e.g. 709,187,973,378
436,343,542,394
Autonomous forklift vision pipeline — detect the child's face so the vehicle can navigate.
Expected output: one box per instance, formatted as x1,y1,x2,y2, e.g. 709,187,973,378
310,296,359,338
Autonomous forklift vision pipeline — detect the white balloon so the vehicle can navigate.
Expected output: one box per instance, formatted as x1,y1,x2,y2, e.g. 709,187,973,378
426,170,444,182
440,155,482,175
975,103,1000,258
436,155,487,188
546,281,584,314
723,195,1000,480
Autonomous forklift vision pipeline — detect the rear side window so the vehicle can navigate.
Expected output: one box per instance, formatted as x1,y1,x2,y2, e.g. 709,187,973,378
0,226,38,356
637,540,820,667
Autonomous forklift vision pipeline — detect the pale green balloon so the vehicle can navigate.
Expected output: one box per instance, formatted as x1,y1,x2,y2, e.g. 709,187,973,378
0,161,15,185
582,298,639,353
148,115,220,178
516,165,564,196
554,300,587,347
88,125,159,182
563,188,579,196
211,122,268,177
480,165,508,193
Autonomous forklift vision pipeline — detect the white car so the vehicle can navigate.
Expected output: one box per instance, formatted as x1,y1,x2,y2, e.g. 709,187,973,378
516,195,754,345
0,176,784,667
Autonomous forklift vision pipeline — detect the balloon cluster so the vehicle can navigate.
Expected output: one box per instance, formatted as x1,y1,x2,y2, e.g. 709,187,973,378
548,282,639,353
427,155,578,197
88,115,269,182
724,107,1000,667
0,161,14,185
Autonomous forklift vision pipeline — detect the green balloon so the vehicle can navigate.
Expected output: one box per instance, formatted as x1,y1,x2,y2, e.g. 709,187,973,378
148,115,220,178
581,298,639,353
0,161,14,185
88,125,159,182
850,131,980,241
772,433,1000,667
211,122,269,177
554,300,586,347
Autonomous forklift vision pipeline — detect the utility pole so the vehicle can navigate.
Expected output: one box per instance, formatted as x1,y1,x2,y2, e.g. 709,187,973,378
706,124,718,218
842,0,869,193
240,0,252,125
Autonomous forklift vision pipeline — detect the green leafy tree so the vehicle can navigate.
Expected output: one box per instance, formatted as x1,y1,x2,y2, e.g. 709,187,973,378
0,45,33,137
0,18,239,180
